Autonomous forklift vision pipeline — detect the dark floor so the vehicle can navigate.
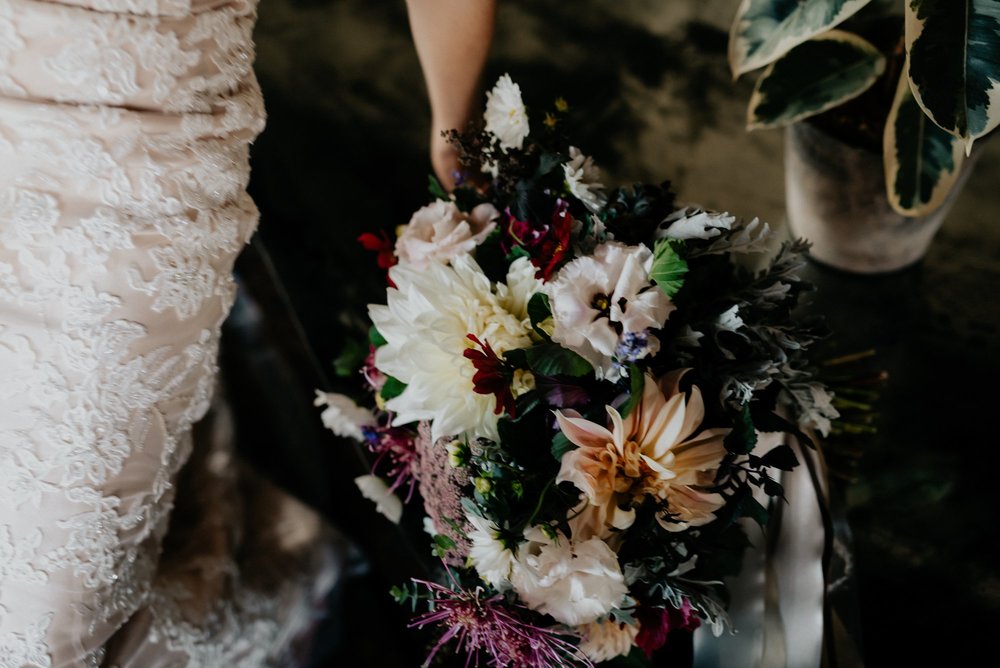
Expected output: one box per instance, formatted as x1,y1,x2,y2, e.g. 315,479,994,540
233,1,1000,665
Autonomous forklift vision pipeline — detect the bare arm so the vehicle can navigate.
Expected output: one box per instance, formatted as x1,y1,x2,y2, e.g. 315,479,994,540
406,0,497,190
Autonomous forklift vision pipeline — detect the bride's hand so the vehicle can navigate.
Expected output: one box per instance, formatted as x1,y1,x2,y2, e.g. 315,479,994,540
431,127,460,192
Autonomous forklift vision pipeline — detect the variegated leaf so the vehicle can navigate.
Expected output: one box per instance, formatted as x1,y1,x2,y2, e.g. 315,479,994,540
729,0,873,76
906,0,1000,149
884,62,966,216
748,30,885,130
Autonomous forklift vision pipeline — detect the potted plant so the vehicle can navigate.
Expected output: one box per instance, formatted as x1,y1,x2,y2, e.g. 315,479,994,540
730,0,1000,272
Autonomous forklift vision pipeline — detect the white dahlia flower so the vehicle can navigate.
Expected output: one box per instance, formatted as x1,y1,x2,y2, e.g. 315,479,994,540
484,74,529,151
467,513,516,589
368,255,538,441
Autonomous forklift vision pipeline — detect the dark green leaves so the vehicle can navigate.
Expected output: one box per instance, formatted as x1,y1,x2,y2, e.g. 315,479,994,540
748,30,885,129
428,174,449,201
509,343,593,377
906,0,1000,145
333,337,366,377
730,0,874,76
527,292,553,339
650,239,688,298
884,64,966,216
380,376,407,401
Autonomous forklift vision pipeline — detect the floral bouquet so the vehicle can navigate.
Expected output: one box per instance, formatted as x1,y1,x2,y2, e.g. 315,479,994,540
318,75,837,666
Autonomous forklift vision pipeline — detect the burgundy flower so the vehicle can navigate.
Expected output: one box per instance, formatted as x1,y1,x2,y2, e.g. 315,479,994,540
408,573,593,668
361,344,387,393
463,334,517,418
501,199,574,281
635,600,701,658
358,230,397,271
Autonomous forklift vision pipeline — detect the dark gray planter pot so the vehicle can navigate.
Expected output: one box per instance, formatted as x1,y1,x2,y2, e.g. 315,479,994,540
785,122,975,273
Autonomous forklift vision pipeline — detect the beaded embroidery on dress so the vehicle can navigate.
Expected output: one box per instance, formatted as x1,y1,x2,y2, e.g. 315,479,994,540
0,1,335,665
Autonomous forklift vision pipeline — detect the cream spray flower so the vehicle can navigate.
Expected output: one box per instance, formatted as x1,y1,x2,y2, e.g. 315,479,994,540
579,618,639,663
466,513,517,589
354,475,403,523
555,371,729,534
510,527,628,627
563,146,607,213
484,74,529,151
313,391,375,442
547,242,674,381
368,255,538,441
395,201,498,269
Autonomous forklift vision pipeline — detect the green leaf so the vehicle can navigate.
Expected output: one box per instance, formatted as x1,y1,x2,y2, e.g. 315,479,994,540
380,376,407,401
884,62,966,216
618,365,646,419
747,30,885,130
725,403,758,454
906,0,1000,147
527,292,552,327
760,444,799,471
729,0,873,76
518,343,593,377
650,239,688,298
369,325,387,348
431,533,457,557
551,431,574,461
743,496,770,527
333,338,366,377
428,174,449,201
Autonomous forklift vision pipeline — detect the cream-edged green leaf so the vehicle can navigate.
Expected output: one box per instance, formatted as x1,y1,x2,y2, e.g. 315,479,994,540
884,63,965,216
729,0,873,76
748,31,885,130
906,0,1000,149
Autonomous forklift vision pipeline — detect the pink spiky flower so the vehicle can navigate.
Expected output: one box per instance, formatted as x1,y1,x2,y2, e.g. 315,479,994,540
362,418,419,501
408,574,594,668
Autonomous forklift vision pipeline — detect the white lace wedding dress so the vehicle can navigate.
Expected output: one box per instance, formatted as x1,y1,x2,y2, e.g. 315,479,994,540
0,1,338,665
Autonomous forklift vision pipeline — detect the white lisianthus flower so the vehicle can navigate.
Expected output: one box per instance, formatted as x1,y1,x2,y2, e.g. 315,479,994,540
395,201,498,269
354,475,402,523
547,242,675,381
510,527,628,626
368,255,537,441
313,390,375,442
579,618,639,663
467,513,516,589
484,74,529,151
563,146,607,213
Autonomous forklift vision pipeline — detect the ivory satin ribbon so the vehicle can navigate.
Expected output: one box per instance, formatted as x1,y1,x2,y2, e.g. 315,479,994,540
694,432,828,668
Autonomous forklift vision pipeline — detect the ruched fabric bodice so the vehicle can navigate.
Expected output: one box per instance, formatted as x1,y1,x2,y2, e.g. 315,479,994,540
0,1,335,665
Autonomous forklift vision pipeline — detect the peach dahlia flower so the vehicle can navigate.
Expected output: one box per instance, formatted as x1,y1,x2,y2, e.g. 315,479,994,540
555,371,729,536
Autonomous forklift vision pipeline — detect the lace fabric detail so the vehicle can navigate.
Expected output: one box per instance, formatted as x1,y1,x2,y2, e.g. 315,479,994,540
0,0,330,665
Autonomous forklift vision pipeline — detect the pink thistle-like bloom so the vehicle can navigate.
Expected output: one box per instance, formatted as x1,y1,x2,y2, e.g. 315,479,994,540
635,600,701,658
409,575,594,668
363,419,419,501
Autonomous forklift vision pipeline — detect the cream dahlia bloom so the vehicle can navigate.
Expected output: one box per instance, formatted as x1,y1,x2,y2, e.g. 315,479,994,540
547,242,674,381
395,201,498,269
563,146,607,213
510,527,627,626
556,372,729,534
368,255,539,441
484,74,529,150
579,618,639,663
